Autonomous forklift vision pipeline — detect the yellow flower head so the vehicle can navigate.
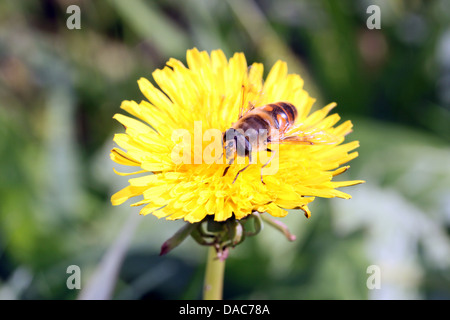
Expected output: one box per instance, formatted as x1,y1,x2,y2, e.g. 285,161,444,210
111,48,363,223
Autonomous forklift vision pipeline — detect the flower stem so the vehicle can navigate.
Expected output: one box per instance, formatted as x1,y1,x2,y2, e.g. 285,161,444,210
203,246,225,300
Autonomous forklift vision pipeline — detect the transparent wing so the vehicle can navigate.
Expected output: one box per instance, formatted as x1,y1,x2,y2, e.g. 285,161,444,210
238,85,254,119
268,128,341,145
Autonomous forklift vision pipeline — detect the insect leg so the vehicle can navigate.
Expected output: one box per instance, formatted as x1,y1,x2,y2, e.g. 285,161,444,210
232,152,253,184
223,157,234,177
232,164,250,184
261,148,276,184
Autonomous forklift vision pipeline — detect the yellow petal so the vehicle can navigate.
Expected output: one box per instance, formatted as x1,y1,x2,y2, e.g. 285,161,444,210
110,148,141,166
111,185,147,206
113,168,147,176
137,77,172,110
113,113,153,136
264,60,288,90
266,203,288,218
300,205,311,218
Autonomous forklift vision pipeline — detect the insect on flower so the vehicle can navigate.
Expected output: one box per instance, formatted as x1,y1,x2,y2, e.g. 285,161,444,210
222,92,341,184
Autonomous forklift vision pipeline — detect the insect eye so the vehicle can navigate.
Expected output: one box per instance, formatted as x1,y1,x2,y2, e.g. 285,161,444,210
223,128,236,143
224,139,235,149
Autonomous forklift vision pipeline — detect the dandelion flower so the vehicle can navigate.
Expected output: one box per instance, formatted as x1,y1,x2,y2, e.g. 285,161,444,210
111,48,363,224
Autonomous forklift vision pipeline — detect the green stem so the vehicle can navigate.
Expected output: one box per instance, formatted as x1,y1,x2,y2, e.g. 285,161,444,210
203,246,225,300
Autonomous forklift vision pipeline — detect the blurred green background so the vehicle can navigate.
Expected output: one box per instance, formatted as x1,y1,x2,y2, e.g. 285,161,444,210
1,0,449,300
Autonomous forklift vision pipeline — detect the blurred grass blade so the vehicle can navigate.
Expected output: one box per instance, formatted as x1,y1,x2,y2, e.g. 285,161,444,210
0,268,33,300
177,0,230,53
78,214,140,300
109,0,190,55
226,0,322,104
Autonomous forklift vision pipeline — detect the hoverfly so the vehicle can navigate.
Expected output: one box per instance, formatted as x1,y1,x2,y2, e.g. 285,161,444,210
222,85,340,184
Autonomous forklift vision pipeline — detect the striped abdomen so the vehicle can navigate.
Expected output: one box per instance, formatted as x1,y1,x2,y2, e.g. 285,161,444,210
233,102,298,136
